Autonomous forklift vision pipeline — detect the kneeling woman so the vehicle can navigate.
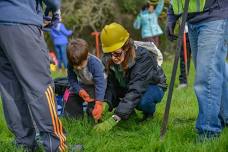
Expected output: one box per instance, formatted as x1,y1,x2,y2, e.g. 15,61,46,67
94,23,167,132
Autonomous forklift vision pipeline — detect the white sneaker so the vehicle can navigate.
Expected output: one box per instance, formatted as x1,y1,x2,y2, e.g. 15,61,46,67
177,83,188,89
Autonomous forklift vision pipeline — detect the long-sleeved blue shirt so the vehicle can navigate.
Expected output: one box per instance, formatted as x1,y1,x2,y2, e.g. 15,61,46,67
50,23,72,45
0,0,60,26
67,54,107,101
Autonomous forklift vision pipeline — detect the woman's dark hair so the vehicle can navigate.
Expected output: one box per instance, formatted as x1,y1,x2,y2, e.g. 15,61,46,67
67,38,89,66
121,38,136,70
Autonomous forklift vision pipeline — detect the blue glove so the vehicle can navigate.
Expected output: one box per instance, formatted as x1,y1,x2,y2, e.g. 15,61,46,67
43,9,61,29
43,16,52,22
51,9,61,25
166,5,180,41
165,22,178,41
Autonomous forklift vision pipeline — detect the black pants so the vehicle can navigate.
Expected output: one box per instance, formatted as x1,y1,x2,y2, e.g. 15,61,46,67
179,33,191,84
0,24,66,151
64,93,95,118
143,36,160,47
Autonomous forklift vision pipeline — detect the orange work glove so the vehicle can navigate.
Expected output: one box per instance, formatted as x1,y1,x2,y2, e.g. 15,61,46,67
92,101,103,121
78,89,94,103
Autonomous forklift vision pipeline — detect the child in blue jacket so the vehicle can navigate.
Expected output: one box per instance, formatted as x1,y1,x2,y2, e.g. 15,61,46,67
64,38,106,121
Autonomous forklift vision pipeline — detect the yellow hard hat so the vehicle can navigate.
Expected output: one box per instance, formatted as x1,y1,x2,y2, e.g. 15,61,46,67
100,22,130,53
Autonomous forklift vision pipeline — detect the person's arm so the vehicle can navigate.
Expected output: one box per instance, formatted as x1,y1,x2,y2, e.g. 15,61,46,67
60,23,73,36
67,64,81,93
166,4,181,41
155,0,164,16
167,4,180,25
89,58,107,120
43,0,61,30
43,0,61,12
133,13,142,30
90,58,106,101
115,50,159,120
105,69,120,111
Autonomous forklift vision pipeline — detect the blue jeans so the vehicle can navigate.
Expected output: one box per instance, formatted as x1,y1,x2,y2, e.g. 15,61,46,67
137,85,164,115
54,44,68,69
188,19,228,134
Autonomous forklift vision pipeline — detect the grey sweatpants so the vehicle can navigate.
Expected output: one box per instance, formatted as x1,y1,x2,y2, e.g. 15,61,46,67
0,24,67,152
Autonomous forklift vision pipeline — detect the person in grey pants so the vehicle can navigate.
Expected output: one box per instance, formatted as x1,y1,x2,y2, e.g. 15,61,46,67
0,0,67,151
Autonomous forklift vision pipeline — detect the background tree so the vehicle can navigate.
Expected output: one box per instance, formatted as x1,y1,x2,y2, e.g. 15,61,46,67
45,0,175,58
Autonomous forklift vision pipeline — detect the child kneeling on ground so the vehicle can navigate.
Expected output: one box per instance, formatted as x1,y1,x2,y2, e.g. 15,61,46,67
64,38,106,121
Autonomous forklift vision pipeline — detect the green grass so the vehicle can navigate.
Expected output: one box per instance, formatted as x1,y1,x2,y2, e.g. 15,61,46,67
0,61,228,152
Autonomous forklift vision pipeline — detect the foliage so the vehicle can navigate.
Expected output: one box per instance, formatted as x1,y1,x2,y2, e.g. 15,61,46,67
44,0,176,55
116,0,170,15
116,0,146,15
61,0,115,33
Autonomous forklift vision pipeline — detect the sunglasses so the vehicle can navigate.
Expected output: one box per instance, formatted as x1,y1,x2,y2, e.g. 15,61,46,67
111,50,124,58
